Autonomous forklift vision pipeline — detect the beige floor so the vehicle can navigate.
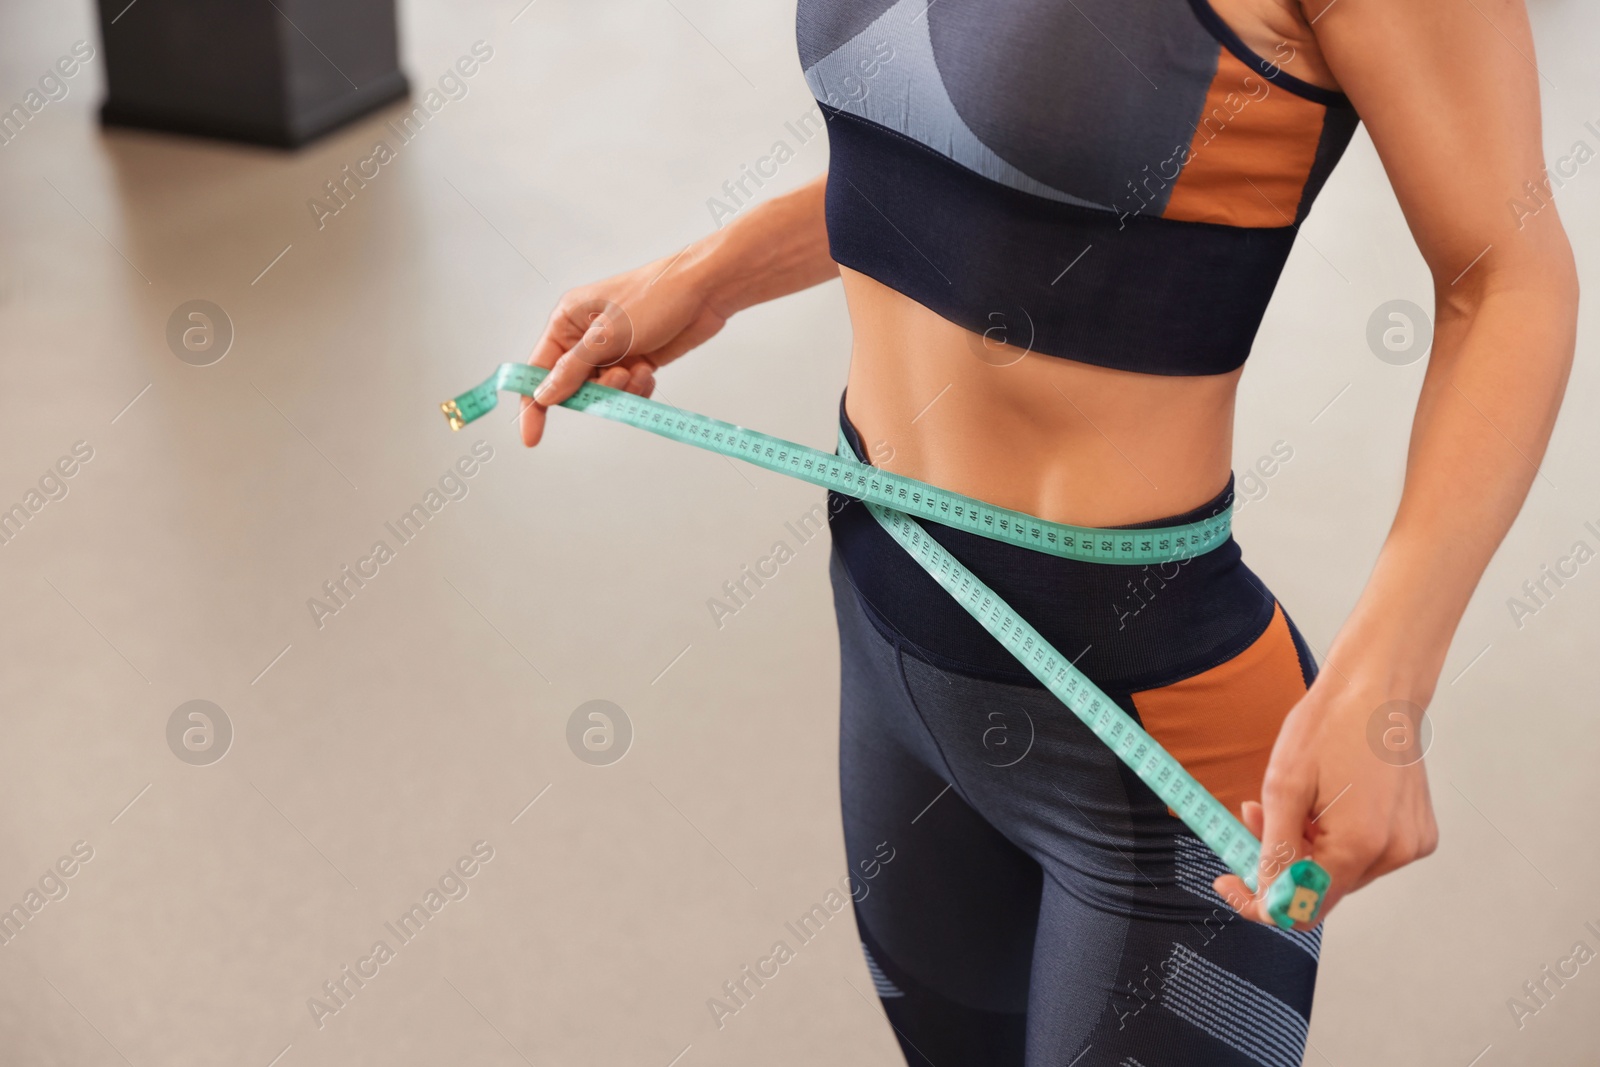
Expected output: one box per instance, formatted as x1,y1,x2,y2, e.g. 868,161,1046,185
0,2,1597,1065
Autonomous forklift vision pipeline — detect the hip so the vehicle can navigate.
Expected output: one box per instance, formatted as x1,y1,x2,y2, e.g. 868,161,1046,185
828,395,1320,816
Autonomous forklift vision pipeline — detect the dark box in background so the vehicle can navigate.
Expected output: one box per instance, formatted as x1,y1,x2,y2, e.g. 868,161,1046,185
96,0,409,147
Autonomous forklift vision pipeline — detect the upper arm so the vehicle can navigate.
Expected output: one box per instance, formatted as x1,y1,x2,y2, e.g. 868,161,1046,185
1304,0,1575,296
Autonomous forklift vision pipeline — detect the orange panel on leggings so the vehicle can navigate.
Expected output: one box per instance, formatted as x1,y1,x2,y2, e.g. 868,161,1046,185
1131,604,1307,819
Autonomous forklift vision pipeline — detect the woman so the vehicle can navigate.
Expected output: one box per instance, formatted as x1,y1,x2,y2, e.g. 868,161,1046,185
519,0,1577,1062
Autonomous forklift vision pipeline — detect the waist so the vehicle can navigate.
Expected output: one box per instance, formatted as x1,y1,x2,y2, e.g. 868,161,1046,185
840,268,1239,527
830,395,1273,689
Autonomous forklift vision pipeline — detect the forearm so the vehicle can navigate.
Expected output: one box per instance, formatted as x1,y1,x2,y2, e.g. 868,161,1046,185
1324,262,1578,705
679,174,837,318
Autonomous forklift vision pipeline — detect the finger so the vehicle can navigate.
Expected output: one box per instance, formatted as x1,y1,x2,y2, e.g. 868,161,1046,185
520,388,551,448
1212,873,1280,927
1212,874,1257,916
531,302,584,370
611,358,656,396
1209,803,1268,920
1298,778,1437,918
625,360,657,397
1415,801,1440,860
1259,774,1315,880
1240,800,1264,838
534,347,599,407
1249,770,1317,926
522,306,585,448
597,366,631,390
524,343,593,446
1302,825,1385,921
1336,768,1441,896
529,329,568,372
1343,829,1424,894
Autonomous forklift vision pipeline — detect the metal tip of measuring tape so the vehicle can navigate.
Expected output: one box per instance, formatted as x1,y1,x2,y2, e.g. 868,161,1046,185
1264,858,1331,929
440,399,464,431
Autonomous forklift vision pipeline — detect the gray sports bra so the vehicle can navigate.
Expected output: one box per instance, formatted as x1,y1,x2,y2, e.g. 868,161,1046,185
797,0,1359,375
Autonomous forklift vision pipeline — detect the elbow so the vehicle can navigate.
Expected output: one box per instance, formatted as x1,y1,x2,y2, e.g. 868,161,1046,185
1437,238,1579,329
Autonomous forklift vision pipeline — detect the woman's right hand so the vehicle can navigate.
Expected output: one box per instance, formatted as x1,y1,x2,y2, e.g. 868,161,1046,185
520,176,838,446
519,249,730,447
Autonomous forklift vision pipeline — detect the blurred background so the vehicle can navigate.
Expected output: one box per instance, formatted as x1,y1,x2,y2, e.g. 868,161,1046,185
0,1,1595,1064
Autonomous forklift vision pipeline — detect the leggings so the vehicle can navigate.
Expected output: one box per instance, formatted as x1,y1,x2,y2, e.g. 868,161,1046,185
828,398,1322,1066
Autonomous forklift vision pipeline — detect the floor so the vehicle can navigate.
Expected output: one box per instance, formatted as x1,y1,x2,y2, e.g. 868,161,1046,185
0,1,1597,1065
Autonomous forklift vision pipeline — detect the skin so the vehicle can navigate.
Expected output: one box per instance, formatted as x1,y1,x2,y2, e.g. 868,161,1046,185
521,0,1577,928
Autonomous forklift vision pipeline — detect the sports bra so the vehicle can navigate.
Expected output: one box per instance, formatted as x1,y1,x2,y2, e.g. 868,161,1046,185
796,0,1360,375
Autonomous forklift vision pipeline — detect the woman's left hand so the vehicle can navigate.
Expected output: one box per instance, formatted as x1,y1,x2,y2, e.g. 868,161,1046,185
1213,674,1439,927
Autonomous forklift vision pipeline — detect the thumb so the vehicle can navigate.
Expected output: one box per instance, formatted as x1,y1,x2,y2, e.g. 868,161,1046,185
532,299,638,409
1211,800,1267,916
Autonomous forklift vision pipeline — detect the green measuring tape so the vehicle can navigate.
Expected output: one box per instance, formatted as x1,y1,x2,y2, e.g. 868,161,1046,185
443,362,1330,929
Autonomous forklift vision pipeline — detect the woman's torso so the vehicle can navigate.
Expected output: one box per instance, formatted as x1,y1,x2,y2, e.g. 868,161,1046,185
840,270,1243,528
799,0,1353,526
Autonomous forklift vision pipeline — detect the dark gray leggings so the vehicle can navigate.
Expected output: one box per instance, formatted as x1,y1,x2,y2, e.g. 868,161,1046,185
830,549,1322,1067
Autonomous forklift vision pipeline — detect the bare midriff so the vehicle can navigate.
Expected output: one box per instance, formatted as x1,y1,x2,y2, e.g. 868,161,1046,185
838,267,1242,529
825,0,1339,528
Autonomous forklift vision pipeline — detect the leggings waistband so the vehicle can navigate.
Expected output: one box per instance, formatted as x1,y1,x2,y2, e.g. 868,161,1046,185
828,393,1274,690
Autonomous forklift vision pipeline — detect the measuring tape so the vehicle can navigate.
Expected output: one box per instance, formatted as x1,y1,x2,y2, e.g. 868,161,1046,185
443,362,1329,929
